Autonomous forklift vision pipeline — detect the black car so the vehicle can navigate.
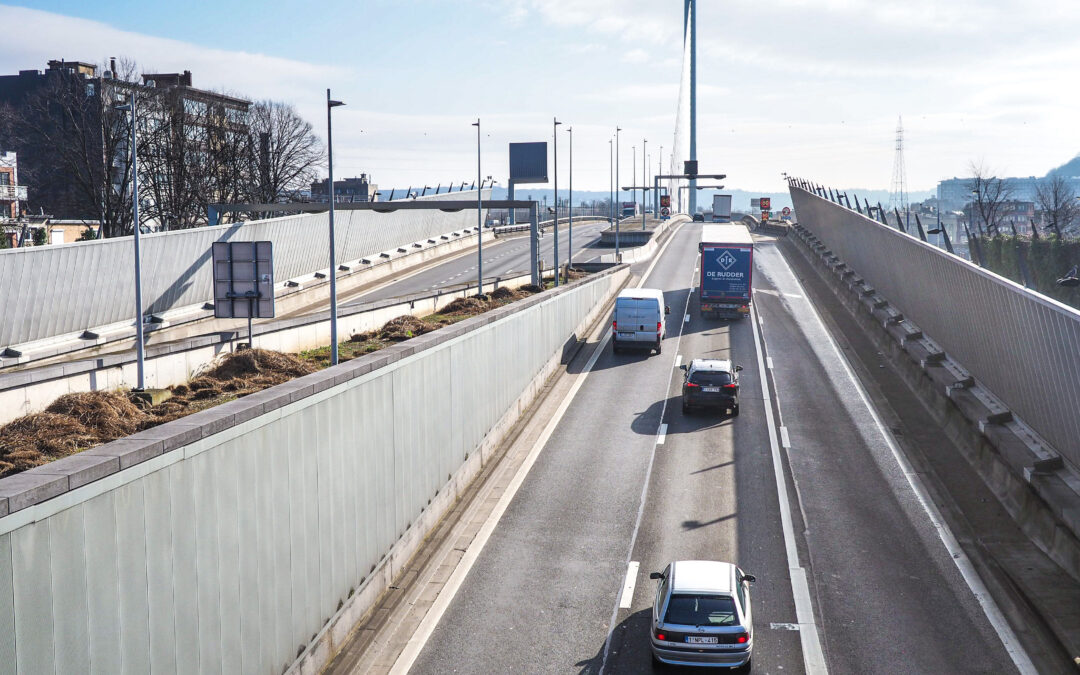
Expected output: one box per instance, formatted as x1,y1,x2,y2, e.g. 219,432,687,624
692,213,706,222
681,359,742,415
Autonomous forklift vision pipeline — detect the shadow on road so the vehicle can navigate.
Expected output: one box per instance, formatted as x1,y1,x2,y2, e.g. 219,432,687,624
575,607,730,674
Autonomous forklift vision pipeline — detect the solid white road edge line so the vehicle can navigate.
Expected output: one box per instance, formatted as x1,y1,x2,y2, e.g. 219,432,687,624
393,219,685,675
674,354,682,369
389,326,613,675
750,303,829,674
598,239,694,675
656,424,668,446
768,252,1038,674
619,562,641,609
780,426,791,449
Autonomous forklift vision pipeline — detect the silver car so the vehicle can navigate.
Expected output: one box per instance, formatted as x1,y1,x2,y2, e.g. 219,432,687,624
649,560,755,671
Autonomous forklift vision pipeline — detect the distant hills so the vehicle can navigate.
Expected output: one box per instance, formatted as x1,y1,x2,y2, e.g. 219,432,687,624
1045,155,1080,178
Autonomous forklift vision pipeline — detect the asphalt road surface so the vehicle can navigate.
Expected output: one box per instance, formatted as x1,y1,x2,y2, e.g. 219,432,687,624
405,221,1018,674
340,220,614,307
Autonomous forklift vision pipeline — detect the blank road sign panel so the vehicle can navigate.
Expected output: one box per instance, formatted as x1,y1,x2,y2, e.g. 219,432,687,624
509,142,549,184
212,241,275,319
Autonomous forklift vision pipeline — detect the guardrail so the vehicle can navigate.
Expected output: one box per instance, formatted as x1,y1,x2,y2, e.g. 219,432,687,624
789,185,1080,474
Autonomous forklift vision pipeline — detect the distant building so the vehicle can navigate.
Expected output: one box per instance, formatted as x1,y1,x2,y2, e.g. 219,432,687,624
0,59,250,226
0,150,26,220
310,174,378,203
937,175,1080,211
959,200,1036,235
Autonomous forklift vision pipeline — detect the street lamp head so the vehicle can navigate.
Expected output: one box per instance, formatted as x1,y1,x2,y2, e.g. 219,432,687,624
328,100,345,108
472,119,480,127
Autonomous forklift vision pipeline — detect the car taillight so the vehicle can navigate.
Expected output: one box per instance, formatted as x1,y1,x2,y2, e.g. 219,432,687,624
655,630,666,641
685,382,699,388
736,632,748,644
612,320,617,330
657,322,662,332
724,384,737,390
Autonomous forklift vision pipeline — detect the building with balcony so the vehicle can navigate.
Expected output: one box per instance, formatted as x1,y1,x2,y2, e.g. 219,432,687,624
0,151,27,220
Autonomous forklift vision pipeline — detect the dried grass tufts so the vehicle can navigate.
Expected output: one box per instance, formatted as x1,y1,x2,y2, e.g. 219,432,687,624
378,315,431,341
0,412,98,476
205,348,316,382
441,297,488,314
44,391,141,438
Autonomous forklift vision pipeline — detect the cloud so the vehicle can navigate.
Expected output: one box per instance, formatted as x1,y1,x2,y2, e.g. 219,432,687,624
622,49,649,64
0,5,350,107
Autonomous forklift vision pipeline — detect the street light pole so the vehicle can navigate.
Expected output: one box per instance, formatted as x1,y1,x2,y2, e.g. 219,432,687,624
116,91,145,390
615,126,622,260
326,89,345,365
472,119,483,295
553,117,562,287
609,137,614,234
567,125,573,282
642,139,647,230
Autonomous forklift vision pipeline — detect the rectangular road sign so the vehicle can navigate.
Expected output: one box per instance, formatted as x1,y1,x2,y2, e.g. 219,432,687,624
660,194,671,208
212,241,275,319
509,142,549,184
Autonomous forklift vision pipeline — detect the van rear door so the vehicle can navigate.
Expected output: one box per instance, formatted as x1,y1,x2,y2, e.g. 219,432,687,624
615,298,661,343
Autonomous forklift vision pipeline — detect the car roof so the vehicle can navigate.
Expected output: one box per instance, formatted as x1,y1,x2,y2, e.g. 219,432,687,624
689,358,732,372
670,561,735,594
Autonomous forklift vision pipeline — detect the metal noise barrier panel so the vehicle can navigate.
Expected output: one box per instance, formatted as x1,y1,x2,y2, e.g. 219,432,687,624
790,186,1080,472
0,268,624,673
0,190,489,348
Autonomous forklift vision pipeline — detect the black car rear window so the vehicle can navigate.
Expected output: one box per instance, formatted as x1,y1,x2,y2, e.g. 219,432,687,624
689,371,732,386
664,593,738,626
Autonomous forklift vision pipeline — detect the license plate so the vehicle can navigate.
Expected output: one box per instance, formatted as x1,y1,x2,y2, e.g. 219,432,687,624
703,387,720,393
719,304,738,309
686,636,718,644
619,332,634,337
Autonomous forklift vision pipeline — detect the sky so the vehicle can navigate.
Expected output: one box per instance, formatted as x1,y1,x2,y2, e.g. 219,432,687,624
4,0,1080,195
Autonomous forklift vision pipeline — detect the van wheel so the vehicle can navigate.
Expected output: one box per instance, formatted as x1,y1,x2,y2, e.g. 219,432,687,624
612,342,620,354
655,343,662,355
732,403,740,416
682,401,690,415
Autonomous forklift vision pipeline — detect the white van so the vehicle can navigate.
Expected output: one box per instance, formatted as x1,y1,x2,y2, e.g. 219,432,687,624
612,288,670,355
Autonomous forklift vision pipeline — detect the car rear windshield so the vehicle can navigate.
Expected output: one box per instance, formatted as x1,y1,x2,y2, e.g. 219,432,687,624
689,371,733,386
664,594,738,626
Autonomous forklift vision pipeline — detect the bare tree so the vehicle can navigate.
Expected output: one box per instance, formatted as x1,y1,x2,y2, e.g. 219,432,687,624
968,161,1014,237
0,59,144,237
1034,174,1079,239
246,100,324,204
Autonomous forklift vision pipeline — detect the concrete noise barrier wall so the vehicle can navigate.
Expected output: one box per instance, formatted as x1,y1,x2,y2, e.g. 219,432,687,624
0,266,625,674
790,186,1080,473
0,190,489,349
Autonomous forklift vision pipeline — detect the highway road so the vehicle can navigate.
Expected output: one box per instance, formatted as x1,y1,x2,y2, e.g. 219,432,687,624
338,219,618,307
400,221,1020,673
